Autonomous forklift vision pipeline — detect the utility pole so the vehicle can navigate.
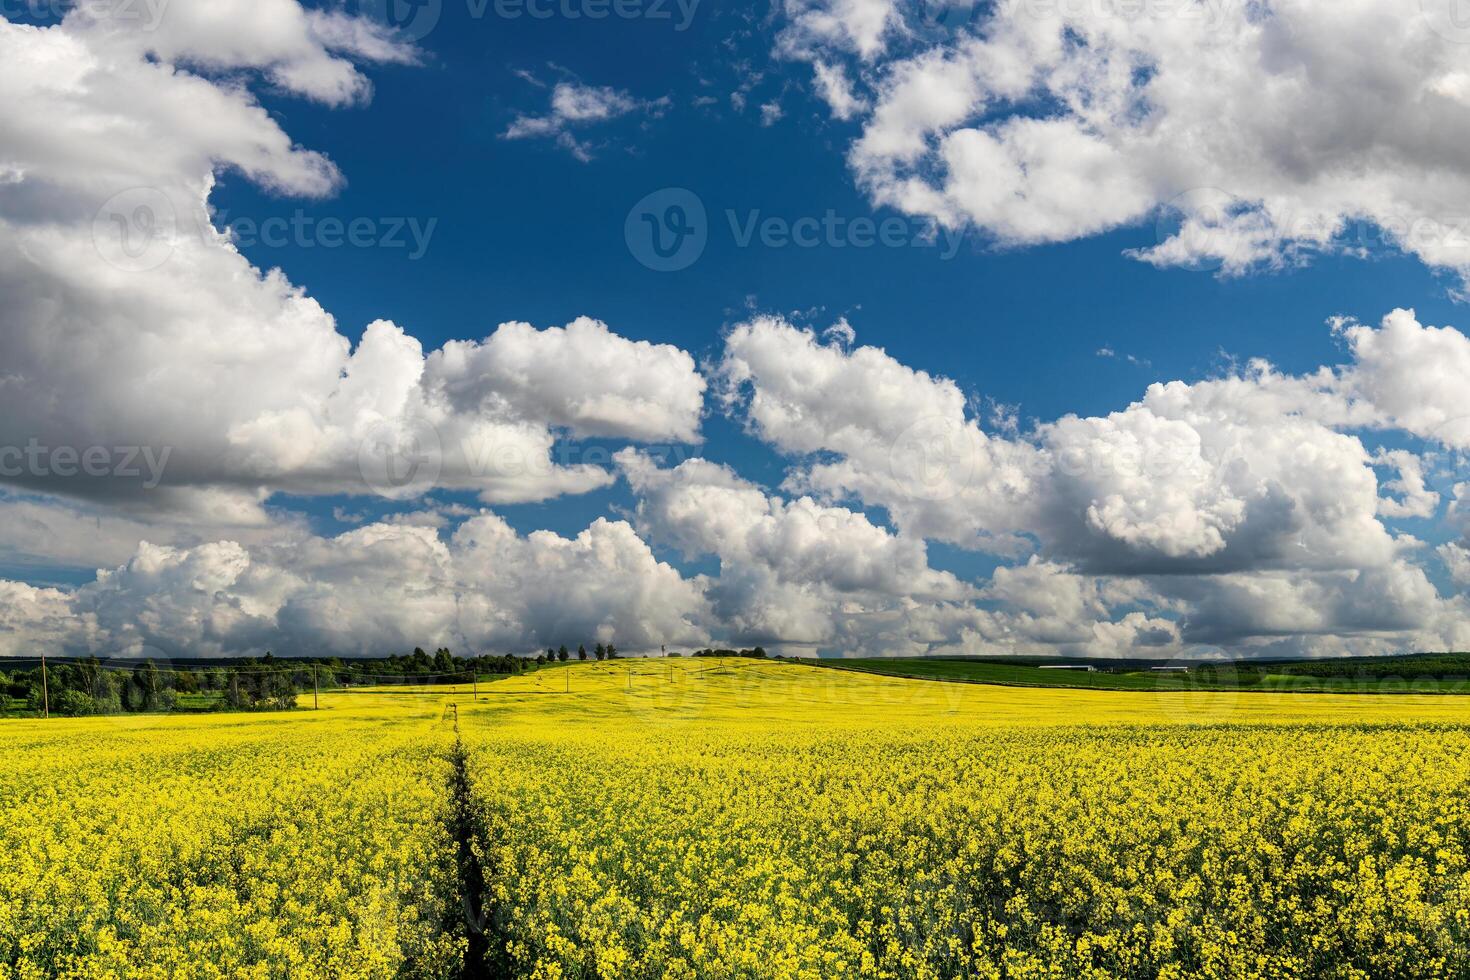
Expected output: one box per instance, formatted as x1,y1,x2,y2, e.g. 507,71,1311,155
312,663,320,710
565,668,570,694
40,652,49,719
471,669,478,701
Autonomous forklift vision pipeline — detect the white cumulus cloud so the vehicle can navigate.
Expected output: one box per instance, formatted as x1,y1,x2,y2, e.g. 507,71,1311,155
776,0,1470,284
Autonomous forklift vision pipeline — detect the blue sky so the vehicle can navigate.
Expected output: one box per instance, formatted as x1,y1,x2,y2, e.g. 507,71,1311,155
6,0,1470,659
207,0,1467,559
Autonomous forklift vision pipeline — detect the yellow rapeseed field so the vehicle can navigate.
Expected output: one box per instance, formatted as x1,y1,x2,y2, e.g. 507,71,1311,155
5,660,1470,979
463,661,1470,980
0,696,464,980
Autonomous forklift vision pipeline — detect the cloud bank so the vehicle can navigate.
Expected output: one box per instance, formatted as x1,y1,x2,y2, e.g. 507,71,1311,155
4,1,1470,661
778,0,1470,284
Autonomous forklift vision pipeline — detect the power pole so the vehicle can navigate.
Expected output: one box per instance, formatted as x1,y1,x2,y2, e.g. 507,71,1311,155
312,663,320,710
471,669,478,701
40,652,49,719
565,668,570,694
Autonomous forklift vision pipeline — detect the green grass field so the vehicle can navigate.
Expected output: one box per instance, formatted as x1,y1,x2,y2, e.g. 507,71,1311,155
2,691,228,718
810,657,1470,694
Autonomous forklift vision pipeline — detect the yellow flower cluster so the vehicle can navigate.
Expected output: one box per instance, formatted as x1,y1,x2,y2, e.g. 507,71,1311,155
0,703,463,979
463,662,1470,980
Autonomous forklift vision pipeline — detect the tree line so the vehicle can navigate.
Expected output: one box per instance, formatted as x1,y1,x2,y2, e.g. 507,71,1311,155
1,647,536,717
0,640,783,717
529,643,771,662
0,657,304,717
534,642,621,664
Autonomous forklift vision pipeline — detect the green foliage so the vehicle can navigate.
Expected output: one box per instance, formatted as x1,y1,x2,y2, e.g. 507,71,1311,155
690,647,767,659
820,655,1470,693
1256,652,1470,680
53,690,97,717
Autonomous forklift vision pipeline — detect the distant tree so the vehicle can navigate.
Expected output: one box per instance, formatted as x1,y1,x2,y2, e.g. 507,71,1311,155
433,648,454,673
558,645,569,662
173,668,200,694
692,647,768,659
535,654,546,665
594,643,606,661
578,644,587,661
90,672,122,713
261,671,296,710
605,643,618,660
141,660,161,711
224,673,250,710
54,689,96,717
